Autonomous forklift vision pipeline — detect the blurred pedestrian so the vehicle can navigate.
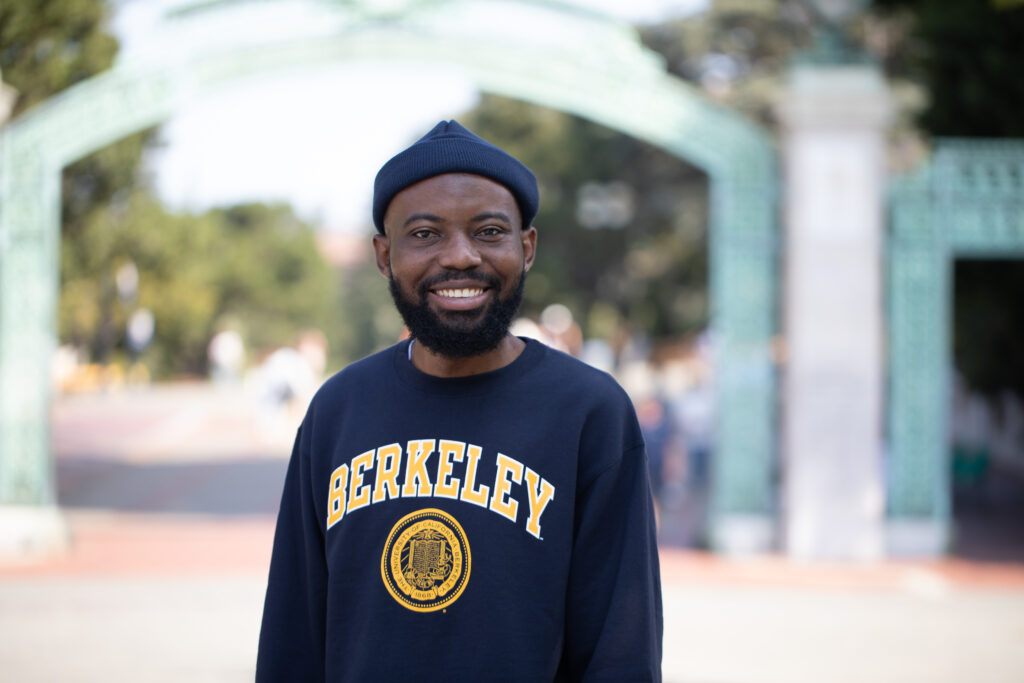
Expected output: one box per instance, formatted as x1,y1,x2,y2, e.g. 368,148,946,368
673,353,714,492
620,361,674,508
208,328,245,386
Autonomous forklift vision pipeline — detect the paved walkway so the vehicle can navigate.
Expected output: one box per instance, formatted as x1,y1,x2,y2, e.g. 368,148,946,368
1,383,1023,682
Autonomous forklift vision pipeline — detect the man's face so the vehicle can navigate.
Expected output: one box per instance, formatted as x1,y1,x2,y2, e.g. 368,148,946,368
373,173,537,358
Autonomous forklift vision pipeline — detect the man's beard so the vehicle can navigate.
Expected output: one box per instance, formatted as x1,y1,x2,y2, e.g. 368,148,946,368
388,269,526,359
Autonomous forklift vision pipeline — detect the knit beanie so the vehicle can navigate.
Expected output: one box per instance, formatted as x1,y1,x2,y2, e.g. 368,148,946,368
372,120,539,234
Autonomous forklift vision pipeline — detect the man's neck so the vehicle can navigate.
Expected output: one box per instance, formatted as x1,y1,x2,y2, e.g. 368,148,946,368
410,334,525,378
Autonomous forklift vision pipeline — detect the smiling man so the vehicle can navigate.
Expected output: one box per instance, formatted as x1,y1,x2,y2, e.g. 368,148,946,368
256,121,662,682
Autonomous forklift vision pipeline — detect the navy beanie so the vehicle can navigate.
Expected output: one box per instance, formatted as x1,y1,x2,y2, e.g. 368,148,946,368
372,120,539,234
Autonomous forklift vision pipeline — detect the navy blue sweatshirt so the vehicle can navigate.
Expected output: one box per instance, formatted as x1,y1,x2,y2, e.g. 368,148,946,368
257,338,662,681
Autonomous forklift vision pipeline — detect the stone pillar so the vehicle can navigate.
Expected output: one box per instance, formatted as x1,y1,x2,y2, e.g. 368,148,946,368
776,64,890,560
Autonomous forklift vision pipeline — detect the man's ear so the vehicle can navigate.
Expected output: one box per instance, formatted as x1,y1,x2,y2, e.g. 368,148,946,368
372,233,391,278
521,225,538,272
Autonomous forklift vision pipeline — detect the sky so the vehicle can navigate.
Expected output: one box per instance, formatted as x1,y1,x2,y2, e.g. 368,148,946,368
114,0,707,233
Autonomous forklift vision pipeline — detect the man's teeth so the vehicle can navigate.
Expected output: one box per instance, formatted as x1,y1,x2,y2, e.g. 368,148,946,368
436,288,484,298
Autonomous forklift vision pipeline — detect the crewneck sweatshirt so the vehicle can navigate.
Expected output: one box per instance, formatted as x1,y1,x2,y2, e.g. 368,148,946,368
257,338,663,682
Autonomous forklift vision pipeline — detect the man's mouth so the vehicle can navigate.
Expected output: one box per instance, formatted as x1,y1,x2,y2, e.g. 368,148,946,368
426,282,492,312
433,287,485,299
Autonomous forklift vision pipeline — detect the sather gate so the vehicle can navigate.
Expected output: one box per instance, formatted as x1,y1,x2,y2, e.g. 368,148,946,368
0,0,777,553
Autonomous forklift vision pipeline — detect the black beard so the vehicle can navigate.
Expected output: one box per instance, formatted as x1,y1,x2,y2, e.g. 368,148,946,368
389,269,526,359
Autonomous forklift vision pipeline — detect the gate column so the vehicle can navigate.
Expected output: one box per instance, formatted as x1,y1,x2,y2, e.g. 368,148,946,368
0,121,68,555
777,64,890,560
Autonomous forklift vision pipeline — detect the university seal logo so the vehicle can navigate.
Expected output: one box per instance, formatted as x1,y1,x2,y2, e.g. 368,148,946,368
381,508,471,613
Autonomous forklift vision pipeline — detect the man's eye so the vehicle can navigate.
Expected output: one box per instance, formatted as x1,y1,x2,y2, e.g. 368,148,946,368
411,229,434,239
478,226,503,237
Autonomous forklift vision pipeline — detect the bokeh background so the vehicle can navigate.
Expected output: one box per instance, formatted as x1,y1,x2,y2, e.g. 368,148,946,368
2,0,1023,681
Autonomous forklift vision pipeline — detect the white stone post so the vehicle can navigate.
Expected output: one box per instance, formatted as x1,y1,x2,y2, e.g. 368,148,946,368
777,64,890,560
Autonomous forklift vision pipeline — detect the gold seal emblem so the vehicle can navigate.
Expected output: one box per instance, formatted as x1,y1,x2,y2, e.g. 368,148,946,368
381,508,471,613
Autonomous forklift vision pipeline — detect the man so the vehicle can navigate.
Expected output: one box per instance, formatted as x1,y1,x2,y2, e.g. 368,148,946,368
256,120,662,682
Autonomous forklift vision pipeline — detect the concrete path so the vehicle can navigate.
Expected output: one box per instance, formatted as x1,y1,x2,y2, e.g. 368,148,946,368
1,383,1022,682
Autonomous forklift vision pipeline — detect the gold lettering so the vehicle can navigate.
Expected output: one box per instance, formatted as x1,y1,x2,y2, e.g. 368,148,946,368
459,444,491,507
402,439,435,497
372,444,402,503
489,453,523,522
435,440,465,499
523,468,555,539
326,463,349,529
348,450,375,513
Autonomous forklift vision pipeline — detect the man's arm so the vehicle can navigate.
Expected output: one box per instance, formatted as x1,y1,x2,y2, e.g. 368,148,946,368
256,426,328,682
563,443,663,682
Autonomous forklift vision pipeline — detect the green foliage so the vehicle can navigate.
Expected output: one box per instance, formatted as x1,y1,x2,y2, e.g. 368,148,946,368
208,204,336,355
873,0,1024,398
0,0,118,117
60,195,338,378
330,257,404,368
873,0,1024,137
2,0,343,378
462,96,708,344
3,0,165,364
639,1,814,127
1,0,153,243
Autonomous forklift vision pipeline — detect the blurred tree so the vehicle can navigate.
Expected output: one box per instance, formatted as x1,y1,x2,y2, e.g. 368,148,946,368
4,1,341,379
873,0,1024,137
3,0,157,370
462,96,708,348
871,0,1024,399
0,0,117,113
331,257,404,367
639,0,814,127
60,194,337,378
640,2,937,172
209,203,336,363
460,3,815,350
0,0,156,243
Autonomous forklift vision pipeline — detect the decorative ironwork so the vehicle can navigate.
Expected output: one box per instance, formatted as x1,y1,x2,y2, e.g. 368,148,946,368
887,139,1024,543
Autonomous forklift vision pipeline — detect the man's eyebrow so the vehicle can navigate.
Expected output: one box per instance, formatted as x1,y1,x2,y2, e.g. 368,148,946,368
471,211,513,224
403,213,444,227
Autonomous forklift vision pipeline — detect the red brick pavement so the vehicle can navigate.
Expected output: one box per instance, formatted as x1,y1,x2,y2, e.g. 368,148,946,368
0,513,276,578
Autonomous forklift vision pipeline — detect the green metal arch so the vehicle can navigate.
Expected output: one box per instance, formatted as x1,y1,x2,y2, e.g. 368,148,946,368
0,0,777,549
887,139,1024,551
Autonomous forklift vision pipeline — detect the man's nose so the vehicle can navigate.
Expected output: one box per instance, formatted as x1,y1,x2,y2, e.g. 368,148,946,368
437,232,482,270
